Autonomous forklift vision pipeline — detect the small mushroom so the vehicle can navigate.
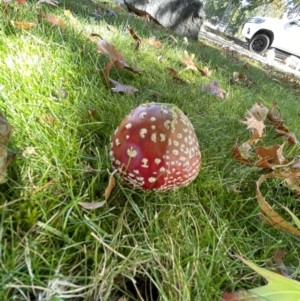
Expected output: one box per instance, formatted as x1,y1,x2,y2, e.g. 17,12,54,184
110,103,201,191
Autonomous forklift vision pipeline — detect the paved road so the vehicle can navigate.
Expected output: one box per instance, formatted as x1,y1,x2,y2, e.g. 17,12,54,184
199,28,300,78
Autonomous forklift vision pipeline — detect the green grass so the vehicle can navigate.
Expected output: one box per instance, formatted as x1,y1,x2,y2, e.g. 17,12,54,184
0,0,300,300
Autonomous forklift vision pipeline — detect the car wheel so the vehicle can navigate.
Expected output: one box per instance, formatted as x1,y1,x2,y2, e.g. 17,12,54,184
249,34,270,54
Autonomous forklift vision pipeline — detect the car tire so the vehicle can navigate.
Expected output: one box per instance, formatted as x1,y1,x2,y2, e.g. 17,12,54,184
249,34,270,54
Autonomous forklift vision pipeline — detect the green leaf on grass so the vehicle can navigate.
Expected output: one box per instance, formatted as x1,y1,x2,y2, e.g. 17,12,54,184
222,256,300,301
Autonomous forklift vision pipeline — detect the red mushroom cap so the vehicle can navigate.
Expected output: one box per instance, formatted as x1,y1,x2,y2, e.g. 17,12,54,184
110,103,201,191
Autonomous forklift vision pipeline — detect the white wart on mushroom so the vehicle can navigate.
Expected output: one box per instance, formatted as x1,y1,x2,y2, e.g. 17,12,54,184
110,103,201,191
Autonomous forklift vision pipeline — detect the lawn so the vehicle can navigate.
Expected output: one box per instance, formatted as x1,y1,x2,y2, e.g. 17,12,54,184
0,0,300,300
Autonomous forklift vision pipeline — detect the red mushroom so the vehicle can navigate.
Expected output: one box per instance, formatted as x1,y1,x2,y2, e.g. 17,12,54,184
110,103,201,191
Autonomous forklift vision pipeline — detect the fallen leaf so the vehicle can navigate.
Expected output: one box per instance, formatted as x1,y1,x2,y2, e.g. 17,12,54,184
272,249,289,277
21,147,36,157
241,111,265,138
104,172,116,200
109,78,139,95
249,103,269,121
78,200,107,210
275,129,299,145
166,67,186,84
256,173,300,236
128,26,141,49
247,128,263,145
40,114,55,126
78,171,116,210
38,13,65,28
143,36,162,48
87,109,98,117
202,80,227,99
233,71,245,81
231,144,252,165
199,66,212,76
267,102,289,132
97,39,125,62
255,143,287,169
223,256,300,301
95,39,141,74
182,50,201,72
11,21,37,29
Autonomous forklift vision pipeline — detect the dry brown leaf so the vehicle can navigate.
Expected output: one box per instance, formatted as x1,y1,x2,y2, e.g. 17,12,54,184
87,109,98,117
199,66,212,76
166,67,186,84
128,26,141,50
97,39,125,62
78,171,116,210
256,173,300,236
272,249,289,277
93,39,141,74
109,78,139,95
275,128,299,145
182,50,201,72
38,13,66,28
232,71,255,86
143,36,162,48
249,103,269,121
202,80,227,99
238,142,251,160
247,128,263,145
267,102,289,132
11,21,37,29
104,172,116,200
231,144,252,165
40,114,55,126
255,143,287,169
241,111,265,137
233,71,245,81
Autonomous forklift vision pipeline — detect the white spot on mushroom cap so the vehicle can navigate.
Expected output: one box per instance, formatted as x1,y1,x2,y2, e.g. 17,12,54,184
127,147,137,158
154,158,161,165
125,123,132,129
139,112,147,119
164,120,171,130
115,138,121,146
172,149,179,156
160,133,166,142
151,133,157,142
148,177,156,183
141,158,149,168
140,128,147,138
